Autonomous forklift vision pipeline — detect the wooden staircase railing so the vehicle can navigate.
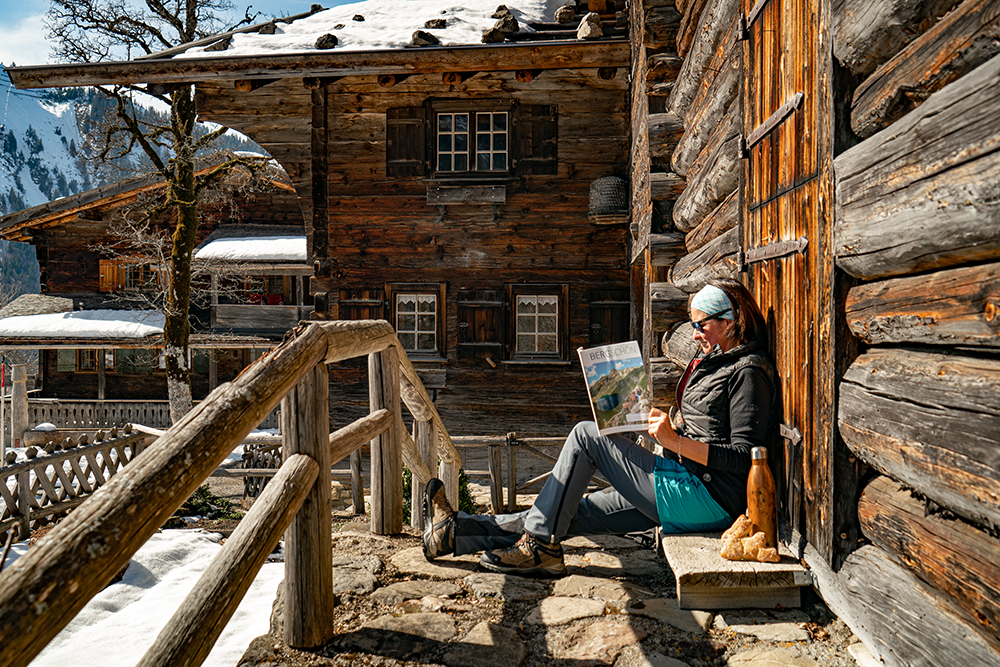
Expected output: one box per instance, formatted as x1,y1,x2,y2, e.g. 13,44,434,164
0,319,462,667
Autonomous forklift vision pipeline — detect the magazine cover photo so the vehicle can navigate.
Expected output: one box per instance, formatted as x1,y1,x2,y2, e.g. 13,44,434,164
578,341,652,435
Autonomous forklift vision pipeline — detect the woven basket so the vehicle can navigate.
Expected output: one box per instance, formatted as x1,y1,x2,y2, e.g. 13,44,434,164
588,176,629,224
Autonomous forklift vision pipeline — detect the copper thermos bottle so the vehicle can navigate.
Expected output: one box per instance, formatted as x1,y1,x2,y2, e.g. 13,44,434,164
747,446,777,549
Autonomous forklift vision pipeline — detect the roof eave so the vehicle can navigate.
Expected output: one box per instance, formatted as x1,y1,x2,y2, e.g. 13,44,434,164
6,40,630,90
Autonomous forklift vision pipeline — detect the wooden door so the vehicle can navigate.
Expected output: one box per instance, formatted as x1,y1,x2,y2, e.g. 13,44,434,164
740,0,840,562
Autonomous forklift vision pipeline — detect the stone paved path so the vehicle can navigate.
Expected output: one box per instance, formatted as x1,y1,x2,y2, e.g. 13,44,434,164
236,503,868,667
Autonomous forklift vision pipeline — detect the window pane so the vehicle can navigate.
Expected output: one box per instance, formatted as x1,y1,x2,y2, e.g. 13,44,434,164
455,154,468,171
477,134,490,152
477,153,490,170
418,314,435,331
455,133,468,151
438,135,452,152
417,333,436,350
493,114,507,131
517,314,534,333
398,314,416,331
494,133,507,151
493,154,506,170
517,334,535,351
397,295,416,312
538,296,558,313
455,114,468,131
477,114,490,131
439,114,452,131
538,315,557,333
399,333,416,350
539,334,557,352
417,296,436,312
517,296,536,314
439,155,452,171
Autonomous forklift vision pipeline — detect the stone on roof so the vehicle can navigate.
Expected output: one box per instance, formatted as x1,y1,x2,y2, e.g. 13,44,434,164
0,294,74,320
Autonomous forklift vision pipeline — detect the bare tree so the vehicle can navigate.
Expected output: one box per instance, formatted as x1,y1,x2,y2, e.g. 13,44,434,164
46,0,266,421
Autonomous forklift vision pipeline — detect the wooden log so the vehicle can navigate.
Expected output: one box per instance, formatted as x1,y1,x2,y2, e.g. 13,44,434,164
671,48,739,177
369,346,403,535
649,232,687,266
650,357,682,410
684,189,737,253
488,445,503,514
667,0,739,120
400,429,433,486
350,450,364,513
839,349,1000,531
859,475,1000,652
648,112,685,164
650,282,689,331
0,322,331,667
506,435,516,512
281,363,334,649
671,133,739,232
329,409,392,465
832,0,962,77
845,261,1000,347
644,4,682,50
439,457,460,511
138,454,319,667
670,227,739,293
662,321,698,366
410,419,436,530
646,52,683,88
850,0,1000,138
828,544,1000,666
675,0,711,57
649,171,686,201
393,341,461,466
835,54,1000,280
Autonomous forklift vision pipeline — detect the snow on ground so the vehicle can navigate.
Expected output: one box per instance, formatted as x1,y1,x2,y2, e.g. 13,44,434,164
195,235,306,262
0,310,165,338
185,0,566,57
2,530,284,667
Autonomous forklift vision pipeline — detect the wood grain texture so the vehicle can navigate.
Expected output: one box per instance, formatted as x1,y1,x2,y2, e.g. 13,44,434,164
835,53,1000,280
859,475,1000,652
650,282,689,331
851,0,1000,138
670,45,739,177
845,261,1000,347
671,132,739,231
667,0,740,120
684,188,737,253
669,226,738,293
839,348,1000,531
369,346,403,535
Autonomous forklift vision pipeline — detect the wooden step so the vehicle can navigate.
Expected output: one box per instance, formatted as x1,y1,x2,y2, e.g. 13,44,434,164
658,531,812,610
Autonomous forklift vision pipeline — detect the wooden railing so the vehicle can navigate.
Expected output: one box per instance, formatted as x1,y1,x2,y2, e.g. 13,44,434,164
26,399,281,431
0,427,150,542
0,320,461,667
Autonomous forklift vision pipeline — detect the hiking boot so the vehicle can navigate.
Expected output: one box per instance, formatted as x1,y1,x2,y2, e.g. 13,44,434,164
480,533,566,577
422,477,455,561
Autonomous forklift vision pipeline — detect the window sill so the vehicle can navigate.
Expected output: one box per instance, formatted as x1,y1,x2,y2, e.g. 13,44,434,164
406,355,448,364
501,359,573,366
423,176,518,185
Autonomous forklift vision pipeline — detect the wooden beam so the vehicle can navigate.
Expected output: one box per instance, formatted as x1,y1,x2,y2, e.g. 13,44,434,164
650,281,688,330
442,71,477,85
835,54,1000,280
669,226,738,293
647,112,684,164
684,189,737,253
667,0,739,120
675,0,711,57
377,73,412,87
672,132,739,232
850,0,1000,138
514,69,541,82
7,42,630,89
597,67,617,80
302,76,343,89
234,78,279,92
648,233,686,266
644,5,682,50
671,50,739,178
839,348,1000,531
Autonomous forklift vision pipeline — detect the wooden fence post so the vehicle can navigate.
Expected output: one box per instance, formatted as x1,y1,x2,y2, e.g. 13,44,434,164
439,459,459,511
281,363,334,649
16,470,30,540
11,366,28,449
488,443,503,515
506,432,518,512
350,450,364,514
411,419,437,529
369,347,402,535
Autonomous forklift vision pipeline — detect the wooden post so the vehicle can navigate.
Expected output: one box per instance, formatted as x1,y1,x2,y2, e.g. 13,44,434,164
411,419,437,530
506,432,517,512
281,363,334,649
16,470,30,540
350,450,364,514
439,458,459,511
488,443,503,515
11,365,28,449
369,347,402,535
208,349,217,392
97,351,106,401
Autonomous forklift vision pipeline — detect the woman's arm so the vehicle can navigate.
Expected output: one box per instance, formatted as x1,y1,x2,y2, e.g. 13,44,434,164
648,407,711,466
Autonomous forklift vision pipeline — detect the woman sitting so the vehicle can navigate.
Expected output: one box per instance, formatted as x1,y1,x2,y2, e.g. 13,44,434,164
422,278,777,576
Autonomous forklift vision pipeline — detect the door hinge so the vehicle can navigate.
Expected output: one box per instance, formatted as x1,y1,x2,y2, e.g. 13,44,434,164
738,236,808,271
780,423,803,446
745,92,804,152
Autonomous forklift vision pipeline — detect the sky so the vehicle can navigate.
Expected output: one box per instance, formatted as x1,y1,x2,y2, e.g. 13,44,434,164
0,0,357,66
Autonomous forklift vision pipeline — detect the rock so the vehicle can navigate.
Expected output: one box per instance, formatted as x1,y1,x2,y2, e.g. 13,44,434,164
330,555,380,595
339,613,457,660
425,18,447,29
371,580,461,606
554,574,653,604
411,30,441,46
352,14,365,21
577,12,603,40
562,535,643,550
491,4,511,18
626,598,713,634
314,33,338,49
204,36,231,52
554,5,576,23
257,22,277,34
617,645,693,667
494,14,519,33
727,622,810,642
675,639,726,661
333,23,345,29
567,550,661,576
481,27,506,43
462,572,549,601
442,622,526,667
390,546,480,579
524,596,605,625
549,620,647,663
727,647,823,666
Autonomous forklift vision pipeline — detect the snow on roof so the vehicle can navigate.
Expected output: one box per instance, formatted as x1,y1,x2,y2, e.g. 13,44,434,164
185,0,562,57
0,310,165,339
195,235,307,262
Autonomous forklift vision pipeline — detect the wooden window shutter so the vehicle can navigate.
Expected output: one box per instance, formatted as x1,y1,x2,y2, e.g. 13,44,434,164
457,290,505,359
515,104,558,176
588,290,630,346
338,288,385,321
386,107,427,178
99,260,123,292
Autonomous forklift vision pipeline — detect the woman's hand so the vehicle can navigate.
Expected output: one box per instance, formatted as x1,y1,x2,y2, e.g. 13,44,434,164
648,407,680,453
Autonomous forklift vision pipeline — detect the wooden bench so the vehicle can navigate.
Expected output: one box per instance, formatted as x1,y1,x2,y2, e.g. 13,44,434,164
658,531,812,610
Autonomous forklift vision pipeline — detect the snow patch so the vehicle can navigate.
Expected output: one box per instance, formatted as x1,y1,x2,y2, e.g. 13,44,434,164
0,309,165,338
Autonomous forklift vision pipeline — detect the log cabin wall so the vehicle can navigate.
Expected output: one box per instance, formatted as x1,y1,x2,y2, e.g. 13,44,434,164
631,0,1000,663
198,69,632,436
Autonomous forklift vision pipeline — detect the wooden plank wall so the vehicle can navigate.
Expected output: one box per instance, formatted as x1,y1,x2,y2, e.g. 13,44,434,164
200,70,632,436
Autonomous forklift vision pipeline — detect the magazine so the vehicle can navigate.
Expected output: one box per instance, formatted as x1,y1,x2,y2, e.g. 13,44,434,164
577,341,652,435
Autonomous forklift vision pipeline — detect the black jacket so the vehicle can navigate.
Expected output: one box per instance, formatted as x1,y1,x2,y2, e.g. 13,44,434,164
673,341,777,518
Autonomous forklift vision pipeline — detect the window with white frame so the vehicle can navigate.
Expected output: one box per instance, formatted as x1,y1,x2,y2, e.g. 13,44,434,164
436,111,508,173
396,293,438,354
515,294,559,355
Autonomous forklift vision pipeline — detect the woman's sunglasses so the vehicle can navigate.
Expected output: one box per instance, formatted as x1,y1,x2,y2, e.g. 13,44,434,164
691,308,732,333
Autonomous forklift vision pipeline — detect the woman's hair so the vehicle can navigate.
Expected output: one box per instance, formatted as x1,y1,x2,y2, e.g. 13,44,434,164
709,278,768,349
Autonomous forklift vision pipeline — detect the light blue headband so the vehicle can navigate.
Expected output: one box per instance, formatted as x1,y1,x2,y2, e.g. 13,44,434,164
691,285,734,320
